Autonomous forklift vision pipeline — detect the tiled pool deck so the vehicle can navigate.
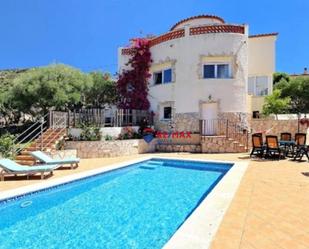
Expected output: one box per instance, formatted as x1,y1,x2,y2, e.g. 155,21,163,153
1,153,309,249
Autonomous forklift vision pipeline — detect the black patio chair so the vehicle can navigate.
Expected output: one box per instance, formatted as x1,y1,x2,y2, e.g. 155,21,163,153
293,133,308,161
250,133,264,158
280,132,293,157
280,132,292,141
265,135,284,160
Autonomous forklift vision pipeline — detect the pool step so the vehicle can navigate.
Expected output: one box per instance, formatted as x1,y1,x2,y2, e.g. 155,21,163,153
147,161,164,166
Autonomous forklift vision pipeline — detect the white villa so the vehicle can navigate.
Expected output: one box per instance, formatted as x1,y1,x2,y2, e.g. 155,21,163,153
118,15,277,135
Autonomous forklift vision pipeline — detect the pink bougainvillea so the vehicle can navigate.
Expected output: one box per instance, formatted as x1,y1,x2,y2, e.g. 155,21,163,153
117,38,152,110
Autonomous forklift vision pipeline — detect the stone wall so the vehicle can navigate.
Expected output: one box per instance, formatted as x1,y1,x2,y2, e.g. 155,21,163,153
249,119,308,147
156,144,201,153
154,112,200,132
174,113,200,132
201,136,246,153
65,139,157,158
157,134,200,145
218,112,249,129
50,149,77,159
250,119,307,137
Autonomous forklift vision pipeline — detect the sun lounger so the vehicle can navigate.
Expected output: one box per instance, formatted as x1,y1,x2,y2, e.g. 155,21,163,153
0,159,59,181
31,151,79,169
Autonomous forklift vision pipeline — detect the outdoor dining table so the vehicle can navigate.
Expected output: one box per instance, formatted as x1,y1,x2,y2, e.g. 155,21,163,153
279,140,296,157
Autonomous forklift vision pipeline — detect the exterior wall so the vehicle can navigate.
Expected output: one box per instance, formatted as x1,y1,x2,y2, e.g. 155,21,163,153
157,133,200,145
65,139,157,158
248,36,276,94
250,119,307,138
248,36,276,76
201,137,246,153
68,127,139,140
247,95,265,113
146,31,248,115
156,144,201,153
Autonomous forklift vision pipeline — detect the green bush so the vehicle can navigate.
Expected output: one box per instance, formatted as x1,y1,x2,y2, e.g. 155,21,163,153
79,124,101,141
0,133,16,158
104,135,113,141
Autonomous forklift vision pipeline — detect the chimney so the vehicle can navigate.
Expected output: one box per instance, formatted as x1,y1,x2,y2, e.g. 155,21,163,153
304,67,308,75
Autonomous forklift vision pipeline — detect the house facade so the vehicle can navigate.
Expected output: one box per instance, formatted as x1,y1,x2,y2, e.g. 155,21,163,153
118,15,277,134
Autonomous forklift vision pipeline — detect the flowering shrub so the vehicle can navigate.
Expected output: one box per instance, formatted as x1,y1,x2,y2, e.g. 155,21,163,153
117,38,152,110
142,127,155,136
118,127,142,140
300,118,309,127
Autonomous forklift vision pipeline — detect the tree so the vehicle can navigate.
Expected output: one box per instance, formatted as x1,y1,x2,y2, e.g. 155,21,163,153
0,69,28,124
273,72,290,85
10,64,93,116
86,72,118,107
275,76,309,113
262,89,291,119
117,38,152,110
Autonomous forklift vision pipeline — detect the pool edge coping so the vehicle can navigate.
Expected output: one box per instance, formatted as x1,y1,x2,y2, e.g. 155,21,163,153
163,158,249,249
0,156,248,249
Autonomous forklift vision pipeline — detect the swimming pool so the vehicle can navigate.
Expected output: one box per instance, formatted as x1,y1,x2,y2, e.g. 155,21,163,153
0,158,234,249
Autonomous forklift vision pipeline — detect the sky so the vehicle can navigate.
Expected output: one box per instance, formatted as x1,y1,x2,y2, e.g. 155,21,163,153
0,0,308,75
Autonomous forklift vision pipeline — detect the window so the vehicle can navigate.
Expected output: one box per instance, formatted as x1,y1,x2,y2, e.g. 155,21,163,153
248,76,269,96
154,72,163,84
153,68,172,85
248,77,255,95
217,64,229,78
163,107,172,120
256,76,268,96
203,64,230,79
203,65,215,78
163,69,172,83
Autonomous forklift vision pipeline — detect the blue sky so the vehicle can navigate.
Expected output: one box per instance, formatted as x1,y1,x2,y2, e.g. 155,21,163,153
0,0,308,74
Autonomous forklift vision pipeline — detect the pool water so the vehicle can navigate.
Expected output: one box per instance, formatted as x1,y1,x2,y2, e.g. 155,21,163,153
0,159,232,249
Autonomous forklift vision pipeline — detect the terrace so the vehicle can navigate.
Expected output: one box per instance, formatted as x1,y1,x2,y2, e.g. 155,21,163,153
1,153,309,248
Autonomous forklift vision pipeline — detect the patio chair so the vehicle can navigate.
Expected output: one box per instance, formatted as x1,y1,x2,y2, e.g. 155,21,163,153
293,133,308,161
250,133,264,158
265,135,284,160
280,132,292,141
280,132,293,156
0,159,59,181
31,151,79,169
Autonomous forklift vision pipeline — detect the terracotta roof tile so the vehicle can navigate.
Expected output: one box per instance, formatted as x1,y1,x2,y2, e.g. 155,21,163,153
170,15,225,31
249,32,279,38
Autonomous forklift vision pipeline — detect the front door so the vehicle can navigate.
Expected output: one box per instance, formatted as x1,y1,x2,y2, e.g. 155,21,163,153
201,102,218,135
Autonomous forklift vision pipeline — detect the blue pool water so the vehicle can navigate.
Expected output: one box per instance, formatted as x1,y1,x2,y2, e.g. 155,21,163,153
0,158,232,249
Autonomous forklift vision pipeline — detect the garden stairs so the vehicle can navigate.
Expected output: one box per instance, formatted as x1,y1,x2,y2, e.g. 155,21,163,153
15,128,67,165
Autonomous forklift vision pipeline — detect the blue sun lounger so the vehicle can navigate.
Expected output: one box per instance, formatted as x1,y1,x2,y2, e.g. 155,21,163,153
0,159,59,181
31,151,79,169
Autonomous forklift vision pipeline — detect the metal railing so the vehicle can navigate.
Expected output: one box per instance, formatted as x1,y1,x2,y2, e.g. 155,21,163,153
38,114,67,151
4,112,67,157
13,114,49,155
199,119,249,149
50,108,153,128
